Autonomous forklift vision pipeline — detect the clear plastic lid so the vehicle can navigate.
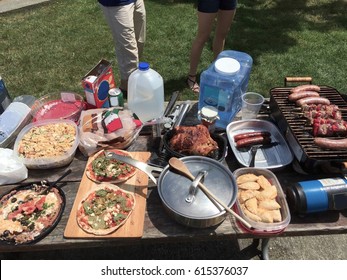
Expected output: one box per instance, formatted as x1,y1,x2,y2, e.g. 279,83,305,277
214,57,240,75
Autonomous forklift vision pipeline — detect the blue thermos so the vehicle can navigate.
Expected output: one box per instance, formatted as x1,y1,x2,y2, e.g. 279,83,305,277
286,177,347,214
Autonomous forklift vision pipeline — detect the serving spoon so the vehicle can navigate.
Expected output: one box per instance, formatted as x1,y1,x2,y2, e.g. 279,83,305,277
168,157,253,229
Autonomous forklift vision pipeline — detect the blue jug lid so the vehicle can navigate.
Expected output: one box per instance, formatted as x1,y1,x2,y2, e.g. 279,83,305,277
139,62,150,71
214,57,240,75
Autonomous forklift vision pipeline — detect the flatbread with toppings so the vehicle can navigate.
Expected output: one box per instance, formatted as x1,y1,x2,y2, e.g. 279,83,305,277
86,149,137,184
76,183,135,235
0,182,64,245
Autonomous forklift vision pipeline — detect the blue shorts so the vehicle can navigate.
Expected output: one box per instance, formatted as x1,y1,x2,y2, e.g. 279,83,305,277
198,0,237,13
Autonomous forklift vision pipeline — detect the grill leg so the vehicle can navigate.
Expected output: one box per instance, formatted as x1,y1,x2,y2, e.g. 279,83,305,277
252,238,271,260
261,238,270,260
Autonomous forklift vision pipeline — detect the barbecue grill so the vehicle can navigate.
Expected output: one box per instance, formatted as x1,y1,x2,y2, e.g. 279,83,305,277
269,79,347,172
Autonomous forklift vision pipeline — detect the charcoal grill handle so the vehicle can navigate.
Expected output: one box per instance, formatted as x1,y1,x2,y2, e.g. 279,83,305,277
284,77,312,87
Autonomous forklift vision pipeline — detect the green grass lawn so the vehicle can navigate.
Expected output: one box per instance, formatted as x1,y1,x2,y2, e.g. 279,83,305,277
1,0,346,101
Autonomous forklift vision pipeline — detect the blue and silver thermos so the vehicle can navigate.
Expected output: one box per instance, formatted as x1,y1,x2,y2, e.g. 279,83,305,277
286,177,347,214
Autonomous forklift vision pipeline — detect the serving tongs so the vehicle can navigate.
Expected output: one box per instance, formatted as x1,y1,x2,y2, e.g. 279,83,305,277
248,142,279,167
39,169,72,194
106,152,162,185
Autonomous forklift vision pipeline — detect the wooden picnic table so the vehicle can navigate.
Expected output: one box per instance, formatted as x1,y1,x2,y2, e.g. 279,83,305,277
1,101,347,259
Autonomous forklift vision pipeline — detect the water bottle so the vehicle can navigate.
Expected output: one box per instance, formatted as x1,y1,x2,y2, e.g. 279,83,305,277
0,76,12,114
127,62,164,123
198,50,253,129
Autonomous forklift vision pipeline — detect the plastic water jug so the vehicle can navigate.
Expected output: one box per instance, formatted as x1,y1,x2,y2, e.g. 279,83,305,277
128,62,164,123
198,50,253,129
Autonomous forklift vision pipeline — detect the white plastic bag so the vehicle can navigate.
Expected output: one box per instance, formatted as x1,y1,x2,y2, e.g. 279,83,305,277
0,148,28,185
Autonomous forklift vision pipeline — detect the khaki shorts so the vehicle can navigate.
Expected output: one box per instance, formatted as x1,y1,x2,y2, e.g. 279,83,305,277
100,0,146,80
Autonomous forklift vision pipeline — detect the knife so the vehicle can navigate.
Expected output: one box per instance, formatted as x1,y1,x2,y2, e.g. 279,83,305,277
105,152,163,184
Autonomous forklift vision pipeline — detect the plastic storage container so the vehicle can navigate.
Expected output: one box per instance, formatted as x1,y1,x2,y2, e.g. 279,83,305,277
127,62,164,123
198,50,253,129
31,92,85,123
233,167,291,234
13,119,79,169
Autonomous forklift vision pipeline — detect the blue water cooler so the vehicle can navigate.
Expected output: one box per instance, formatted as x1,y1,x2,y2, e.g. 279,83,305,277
198,50,253,129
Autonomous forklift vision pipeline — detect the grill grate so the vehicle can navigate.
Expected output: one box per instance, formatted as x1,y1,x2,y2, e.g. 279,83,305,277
270,85,347,166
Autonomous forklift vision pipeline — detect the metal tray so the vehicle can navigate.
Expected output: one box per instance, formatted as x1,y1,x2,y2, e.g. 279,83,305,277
226,120,293,169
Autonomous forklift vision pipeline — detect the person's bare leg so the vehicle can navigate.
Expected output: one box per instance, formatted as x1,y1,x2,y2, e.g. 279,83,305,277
213,9,236,59
187,12,216,93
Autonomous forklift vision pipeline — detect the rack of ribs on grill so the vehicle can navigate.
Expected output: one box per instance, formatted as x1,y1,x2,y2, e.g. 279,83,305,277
169,124,219,156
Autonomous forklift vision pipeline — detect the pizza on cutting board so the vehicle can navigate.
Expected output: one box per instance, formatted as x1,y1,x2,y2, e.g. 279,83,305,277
86,149,137,184
76,183,136,235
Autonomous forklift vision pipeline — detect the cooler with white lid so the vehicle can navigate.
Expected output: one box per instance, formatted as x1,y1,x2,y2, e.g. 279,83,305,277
198,50,253,129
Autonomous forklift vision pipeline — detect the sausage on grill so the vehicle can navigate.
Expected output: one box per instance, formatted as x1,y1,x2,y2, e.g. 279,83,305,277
288,91,320,102
290,84,321,94
314,137,347,150
296,97,330,107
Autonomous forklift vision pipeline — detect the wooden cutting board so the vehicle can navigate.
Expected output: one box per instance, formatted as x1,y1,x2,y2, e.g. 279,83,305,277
64,151,151,239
